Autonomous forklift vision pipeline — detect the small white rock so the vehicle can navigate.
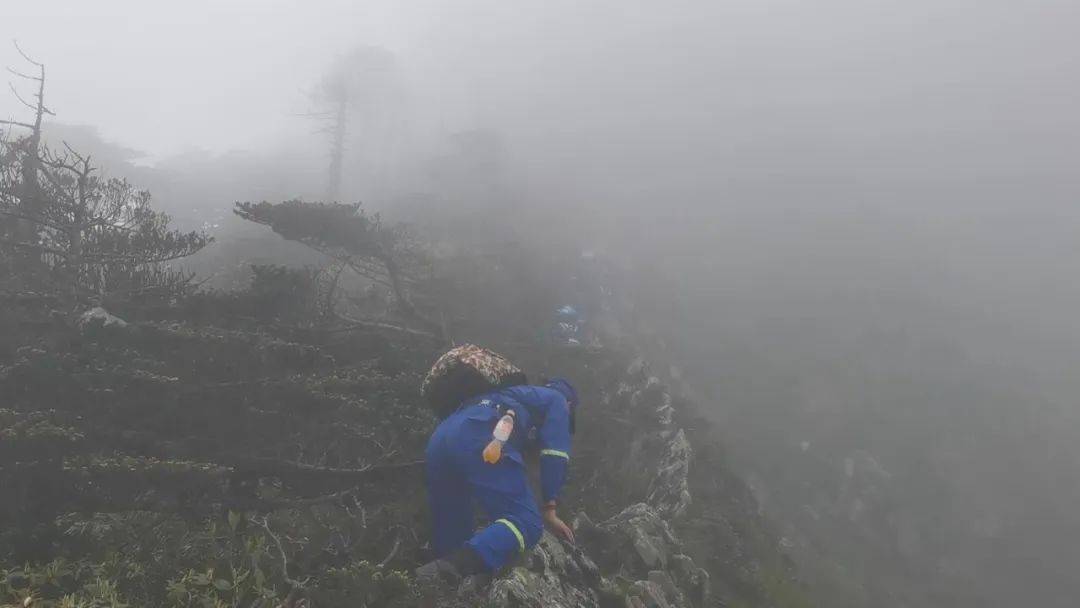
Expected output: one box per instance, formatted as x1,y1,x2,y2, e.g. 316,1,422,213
79,306,128,328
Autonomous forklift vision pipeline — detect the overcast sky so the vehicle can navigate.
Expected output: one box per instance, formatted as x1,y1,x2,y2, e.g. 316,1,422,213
4,0,1077,174
1,0,439,157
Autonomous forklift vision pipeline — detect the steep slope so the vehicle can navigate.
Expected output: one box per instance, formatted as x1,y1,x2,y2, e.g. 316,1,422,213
0,258,807,608
1,289,439,607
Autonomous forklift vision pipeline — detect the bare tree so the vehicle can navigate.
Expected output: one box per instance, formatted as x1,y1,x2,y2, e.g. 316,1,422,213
25,145,211,297
305,47,398,203
320,75,349,203
0,46,210,299
0,42,53,257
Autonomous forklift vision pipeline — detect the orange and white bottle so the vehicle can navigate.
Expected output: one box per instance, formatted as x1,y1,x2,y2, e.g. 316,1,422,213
482,410,515,464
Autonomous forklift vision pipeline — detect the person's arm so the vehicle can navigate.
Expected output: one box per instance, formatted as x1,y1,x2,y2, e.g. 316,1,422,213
521,386,575,543
541,498,574,544
534,387,572,503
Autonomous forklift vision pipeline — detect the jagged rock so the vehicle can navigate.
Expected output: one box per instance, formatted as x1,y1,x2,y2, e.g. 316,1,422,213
625,579,674,608
487,532,600,608
78,306,128,328
648,570,684,605
669,554,710,607
634,532,665,570
654,391,675,427
589,503,680,575
630,377,667,416
612,371,692,520
573,509,599,533
607,381,636,412
647,429,692,519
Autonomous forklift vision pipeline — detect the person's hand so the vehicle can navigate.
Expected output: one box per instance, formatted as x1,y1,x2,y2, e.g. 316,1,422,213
542,505,575,544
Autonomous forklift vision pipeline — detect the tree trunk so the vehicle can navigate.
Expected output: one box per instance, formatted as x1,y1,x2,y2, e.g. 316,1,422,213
11,62,47,270
380,254,443,339
326,95,347,202
68,170,87,297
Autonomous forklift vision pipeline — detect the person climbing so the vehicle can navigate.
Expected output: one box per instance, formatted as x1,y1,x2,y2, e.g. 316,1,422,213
415,344,578,582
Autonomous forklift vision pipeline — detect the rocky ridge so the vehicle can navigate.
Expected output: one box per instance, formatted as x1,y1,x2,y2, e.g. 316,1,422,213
482,356,710,607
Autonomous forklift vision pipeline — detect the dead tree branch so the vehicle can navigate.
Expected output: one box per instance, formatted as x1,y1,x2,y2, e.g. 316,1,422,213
256,515,309,590
377,527,404,568
13,41,43,67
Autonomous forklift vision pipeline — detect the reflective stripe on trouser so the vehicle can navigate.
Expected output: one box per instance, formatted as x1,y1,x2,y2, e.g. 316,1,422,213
496,519,526,551
460,459,543,569
466,515,530,567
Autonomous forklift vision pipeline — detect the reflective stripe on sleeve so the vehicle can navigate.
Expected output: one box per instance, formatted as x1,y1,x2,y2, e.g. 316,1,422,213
540,448,570,460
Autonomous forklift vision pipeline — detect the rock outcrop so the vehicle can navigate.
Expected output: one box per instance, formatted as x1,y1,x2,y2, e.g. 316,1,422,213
487,533,601,607
484,357,707,607
610,359,693,519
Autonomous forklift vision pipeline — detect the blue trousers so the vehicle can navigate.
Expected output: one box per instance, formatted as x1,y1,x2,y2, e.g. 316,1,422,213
425,408,543,571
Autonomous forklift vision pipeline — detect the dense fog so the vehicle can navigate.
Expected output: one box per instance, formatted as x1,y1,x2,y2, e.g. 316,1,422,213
4,1,1079,606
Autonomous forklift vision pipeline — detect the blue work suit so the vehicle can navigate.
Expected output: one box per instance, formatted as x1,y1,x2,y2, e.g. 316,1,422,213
425,385,572,571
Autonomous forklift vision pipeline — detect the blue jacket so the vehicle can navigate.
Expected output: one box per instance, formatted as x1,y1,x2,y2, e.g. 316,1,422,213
447,385,572,502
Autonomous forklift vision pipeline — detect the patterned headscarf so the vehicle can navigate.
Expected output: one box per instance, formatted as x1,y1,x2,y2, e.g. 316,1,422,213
421,344,526,417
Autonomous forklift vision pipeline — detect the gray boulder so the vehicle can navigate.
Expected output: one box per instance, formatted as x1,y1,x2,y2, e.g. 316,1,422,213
487,532,601,608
